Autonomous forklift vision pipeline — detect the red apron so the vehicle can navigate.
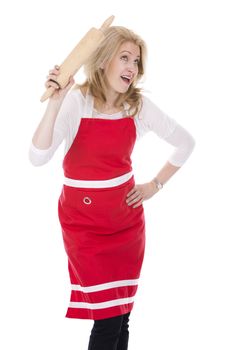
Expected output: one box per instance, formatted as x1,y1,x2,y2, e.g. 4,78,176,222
58,114,145,320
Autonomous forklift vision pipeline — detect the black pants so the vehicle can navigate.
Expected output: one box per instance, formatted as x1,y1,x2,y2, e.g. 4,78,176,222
88,312,130,350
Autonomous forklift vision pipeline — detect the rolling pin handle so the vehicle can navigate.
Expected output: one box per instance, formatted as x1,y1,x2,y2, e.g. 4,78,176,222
40,86,56,102
100,15,115,31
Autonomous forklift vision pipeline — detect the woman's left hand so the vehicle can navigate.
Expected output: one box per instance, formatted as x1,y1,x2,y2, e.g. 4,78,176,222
126,181,159,208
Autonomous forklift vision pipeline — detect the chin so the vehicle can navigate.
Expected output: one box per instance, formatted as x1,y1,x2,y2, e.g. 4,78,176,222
118,86,130,94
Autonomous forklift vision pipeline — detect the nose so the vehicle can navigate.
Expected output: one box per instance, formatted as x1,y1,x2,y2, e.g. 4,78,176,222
127,62,136,74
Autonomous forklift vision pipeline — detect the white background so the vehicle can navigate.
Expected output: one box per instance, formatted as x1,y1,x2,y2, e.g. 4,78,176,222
1,0,233,349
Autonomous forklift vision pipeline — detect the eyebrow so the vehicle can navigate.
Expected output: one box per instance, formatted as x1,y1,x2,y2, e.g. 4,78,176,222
119,50,140,58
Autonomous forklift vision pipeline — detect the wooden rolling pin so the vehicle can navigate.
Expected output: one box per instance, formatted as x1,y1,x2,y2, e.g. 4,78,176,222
40,15,114,102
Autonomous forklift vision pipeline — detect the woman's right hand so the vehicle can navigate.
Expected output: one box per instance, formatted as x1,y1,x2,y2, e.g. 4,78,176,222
45,65,75,101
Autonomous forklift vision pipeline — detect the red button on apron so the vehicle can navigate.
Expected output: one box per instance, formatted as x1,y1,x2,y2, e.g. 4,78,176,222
83,196,92,205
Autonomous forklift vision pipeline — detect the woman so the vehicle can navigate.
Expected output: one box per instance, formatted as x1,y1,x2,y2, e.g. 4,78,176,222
29,26,195,350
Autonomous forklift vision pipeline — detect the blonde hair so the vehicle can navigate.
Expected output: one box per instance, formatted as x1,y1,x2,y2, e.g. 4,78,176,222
75,26,147,117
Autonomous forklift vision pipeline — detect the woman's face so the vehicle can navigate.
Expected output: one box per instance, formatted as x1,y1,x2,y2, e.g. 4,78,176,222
103,41,141,95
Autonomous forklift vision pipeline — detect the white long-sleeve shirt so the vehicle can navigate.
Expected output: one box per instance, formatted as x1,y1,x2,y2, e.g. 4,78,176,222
29,89,195,167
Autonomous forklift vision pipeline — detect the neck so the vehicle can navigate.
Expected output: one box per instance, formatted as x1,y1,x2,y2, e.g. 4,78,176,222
94,102,123,115
105,91,118,107
94,94,123,115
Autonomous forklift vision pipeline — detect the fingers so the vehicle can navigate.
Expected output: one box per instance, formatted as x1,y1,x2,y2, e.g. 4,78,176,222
45,65,75,91
126,188,136,197
126,182,157,209
45,80,60,89
126,190,142,203
131,198,144,208
47,65,60,78
45,65,60,89
126,187,143,208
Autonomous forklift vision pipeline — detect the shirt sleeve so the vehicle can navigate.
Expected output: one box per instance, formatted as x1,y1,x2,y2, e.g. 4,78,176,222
135,95,195,166
29,90,81,166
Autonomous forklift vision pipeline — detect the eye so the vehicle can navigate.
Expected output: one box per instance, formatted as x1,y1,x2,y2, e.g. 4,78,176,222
134,59,140,65
120,55,128,62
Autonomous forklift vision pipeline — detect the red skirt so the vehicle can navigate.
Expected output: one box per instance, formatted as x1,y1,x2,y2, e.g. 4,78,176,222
58,176,145,320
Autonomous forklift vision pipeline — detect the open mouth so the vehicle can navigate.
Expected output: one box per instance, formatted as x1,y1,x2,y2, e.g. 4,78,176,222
121,75,131,84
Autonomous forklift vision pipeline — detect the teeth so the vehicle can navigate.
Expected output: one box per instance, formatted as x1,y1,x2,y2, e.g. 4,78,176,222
121,75,131,82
